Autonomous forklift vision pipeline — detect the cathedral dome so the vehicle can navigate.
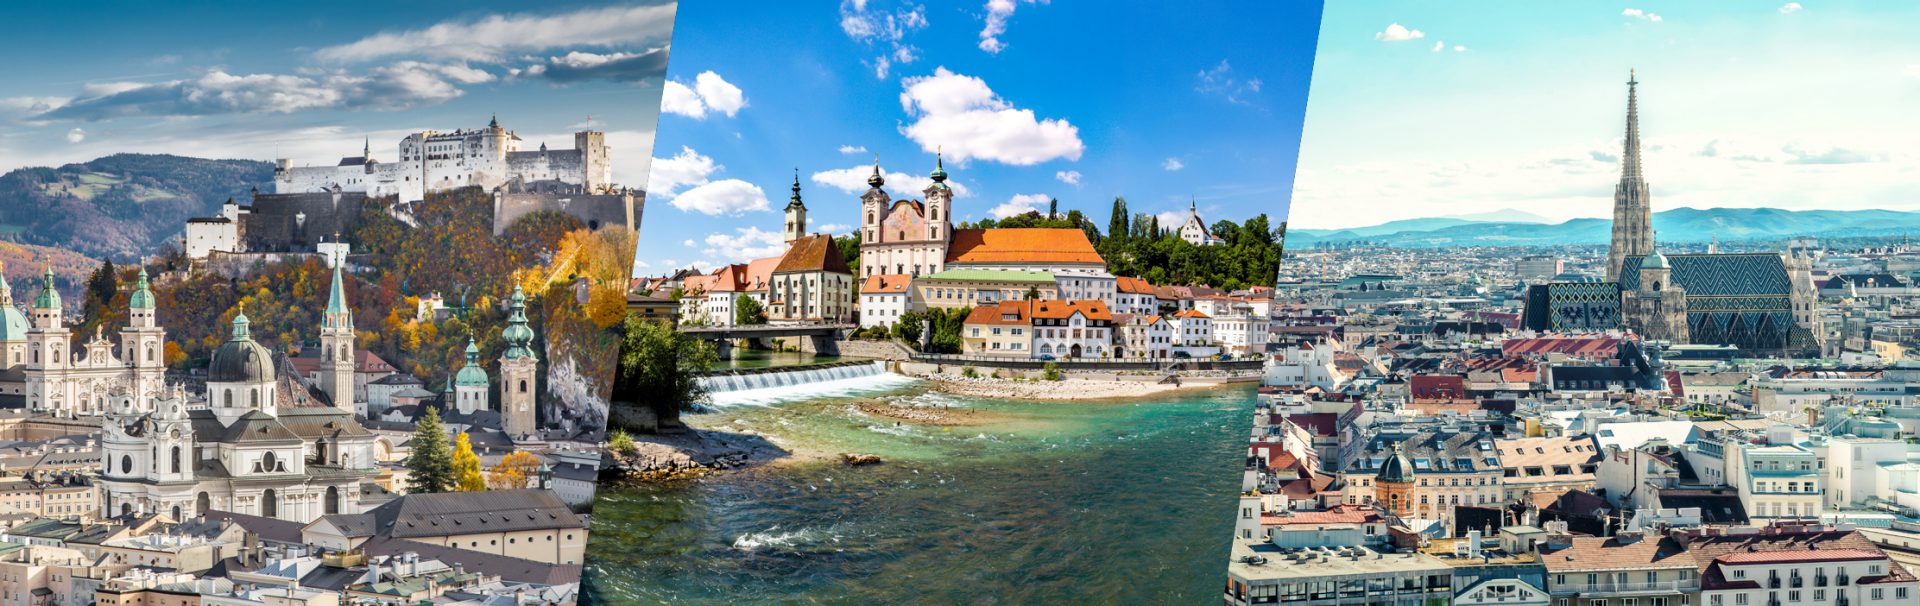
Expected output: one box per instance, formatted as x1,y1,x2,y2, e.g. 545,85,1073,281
209,309,274,383
0,272,26,340
1376,444,1416,484
1642,250,1670,270
454,339,489,387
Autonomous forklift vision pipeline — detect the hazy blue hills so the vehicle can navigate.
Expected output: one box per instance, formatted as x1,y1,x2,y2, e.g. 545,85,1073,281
1290,207,1920,248
0,154,274,259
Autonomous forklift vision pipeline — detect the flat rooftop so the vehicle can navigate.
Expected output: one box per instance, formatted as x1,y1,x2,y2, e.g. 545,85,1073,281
1227,542,1451,583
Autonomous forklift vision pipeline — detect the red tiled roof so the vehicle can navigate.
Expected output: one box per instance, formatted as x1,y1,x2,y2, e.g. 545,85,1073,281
862,274,912,294
964,300,1031,326
1032,299,1112,321
1116,276,1156,294
1260,505,1382,526
1409,375,1467,399
774,234,852,275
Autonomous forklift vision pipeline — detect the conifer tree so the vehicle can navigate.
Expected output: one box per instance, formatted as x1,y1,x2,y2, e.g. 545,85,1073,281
1108,197,1130,241
405,407,454,493
451,432,486,492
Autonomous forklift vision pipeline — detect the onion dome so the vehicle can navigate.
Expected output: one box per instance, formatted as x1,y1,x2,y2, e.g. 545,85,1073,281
1376,443,1416,484
501,284,538,360
208,307,274,383
32,267,59,310
786,170,806,211
866,157,885,188
454,337,489,387
128,268,156,310
929,149,948,185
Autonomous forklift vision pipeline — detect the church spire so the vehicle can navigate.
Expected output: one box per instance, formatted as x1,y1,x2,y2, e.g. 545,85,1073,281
930,147,947,183
867,155,885,188
324,261,351,328
129,267,155,310
787,168,805,210
1622,69,1642,183
33,265,59,311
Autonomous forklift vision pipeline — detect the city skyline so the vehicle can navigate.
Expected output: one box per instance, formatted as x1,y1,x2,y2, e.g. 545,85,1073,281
1291,1,1920,230
633,0,1321,275
0,1,676,187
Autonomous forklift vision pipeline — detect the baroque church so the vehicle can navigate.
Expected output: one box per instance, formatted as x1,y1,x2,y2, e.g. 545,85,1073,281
1604,72,1822,353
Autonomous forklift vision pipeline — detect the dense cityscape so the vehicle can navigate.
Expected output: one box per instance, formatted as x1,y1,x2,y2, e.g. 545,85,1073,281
1225,76,1920,605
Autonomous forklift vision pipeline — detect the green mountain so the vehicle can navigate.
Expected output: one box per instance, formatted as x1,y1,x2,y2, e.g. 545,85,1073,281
0,154,274,260
1290,207,1920,248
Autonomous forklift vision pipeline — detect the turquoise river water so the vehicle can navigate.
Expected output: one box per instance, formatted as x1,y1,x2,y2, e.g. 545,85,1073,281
580,376,1253,604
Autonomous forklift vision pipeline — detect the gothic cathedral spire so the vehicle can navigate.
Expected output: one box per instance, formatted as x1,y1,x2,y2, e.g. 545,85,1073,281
1606,70,1655,283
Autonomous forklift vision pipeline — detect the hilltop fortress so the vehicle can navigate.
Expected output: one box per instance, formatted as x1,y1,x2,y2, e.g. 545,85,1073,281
185,116,642,261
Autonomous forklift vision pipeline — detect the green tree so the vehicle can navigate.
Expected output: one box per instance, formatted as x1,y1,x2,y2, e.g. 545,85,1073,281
615,315,719,428
893,310,925,346
405,407,455,494
451,432,486,492
734,295,767,325
834,235,862,275
1108,197,1130,241
1047,198,1058,219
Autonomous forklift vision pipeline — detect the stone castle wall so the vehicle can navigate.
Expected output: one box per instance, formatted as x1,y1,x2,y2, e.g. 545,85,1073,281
492,190,643,236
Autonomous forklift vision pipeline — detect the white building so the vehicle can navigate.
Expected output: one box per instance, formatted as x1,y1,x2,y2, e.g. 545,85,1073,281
1177,200,1224,246
1030,300,1113,360
274,118,612,203
183,200,248,259
1113,313,1174,360
1698,544,1915,606
1170,309,1219,357
859,274,914,329
1114,277,1159,316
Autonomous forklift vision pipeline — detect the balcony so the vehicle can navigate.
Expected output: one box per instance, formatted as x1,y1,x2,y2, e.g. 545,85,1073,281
1815,575,1828,587
1836,573,1850,586
1549,580,1699,596
1768,577,1781,589
1788,576,1803,589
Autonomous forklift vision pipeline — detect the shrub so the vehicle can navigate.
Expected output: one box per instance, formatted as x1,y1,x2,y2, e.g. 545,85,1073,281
1042,362,1064,381
961,366,978,378
608,429,638,455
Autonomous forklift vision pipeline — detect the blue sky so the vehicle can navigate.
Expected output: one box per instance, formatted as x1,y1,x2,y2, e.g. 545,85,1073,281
634,0,1322,275
1291,1,1920,229
0,1,676,186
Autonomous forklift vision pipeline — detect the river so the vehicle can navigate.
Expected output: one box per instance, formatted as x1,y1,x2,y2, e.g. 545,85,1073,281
581,378,1252,604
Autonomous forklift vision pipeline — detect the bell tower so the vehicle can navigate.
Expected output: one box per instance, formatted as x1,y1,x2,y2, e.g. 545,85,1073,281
784,169,808,247
923,150,952,244
498,285,539,440
1606,71,1655,283
319,260,357,413
123,268,167,404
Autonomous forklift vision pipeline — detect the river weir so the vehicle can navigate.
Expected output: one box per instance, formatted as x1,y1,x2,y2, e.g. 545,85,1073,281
697,360,920,407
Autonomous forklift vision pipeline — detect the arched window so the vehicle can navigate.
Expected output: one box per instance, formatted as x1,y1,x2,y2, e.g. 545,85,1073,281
121,455,133,474
263,451,278,471
146,346,155,362
170,446,181,474
250,389,260,408
519,379,528,393
224,389,234,408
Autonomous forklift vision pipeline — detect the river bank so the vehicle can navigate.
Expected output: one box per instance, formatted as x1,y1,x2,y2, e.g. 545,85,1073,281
912,370,1259,401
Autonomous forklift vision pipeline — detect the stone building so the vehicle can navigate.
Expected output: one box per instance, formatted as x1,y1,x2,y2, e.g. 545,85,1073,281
273,118,611,204
1620,250,1690,342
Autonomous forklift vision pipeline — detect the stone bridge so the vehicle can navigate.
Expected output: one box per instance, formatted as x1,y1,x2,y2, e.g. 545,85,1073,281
680,323,855,357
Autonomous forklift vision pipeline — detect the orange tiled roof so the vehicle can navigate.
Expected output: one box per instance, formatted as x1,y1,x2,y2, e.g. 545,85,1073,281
1173,309,1209,319
862,274,912,294
964,300,1032,326
1032,299,1113,321
1116,276,1156,294
945,228,1103,264
773,234,852,275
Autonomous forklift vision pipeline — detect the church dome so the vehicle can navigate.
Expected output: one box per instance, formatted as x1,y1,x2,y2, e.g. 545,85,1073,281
454,339,489,387
208,309,275,383
1376,444,1416,484
0,272,26,341
1641,250,1670,270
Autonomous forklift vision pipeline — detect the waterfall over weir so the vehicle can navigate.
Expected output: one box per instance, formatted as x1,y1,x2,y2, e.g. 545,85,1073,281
698,361,917,407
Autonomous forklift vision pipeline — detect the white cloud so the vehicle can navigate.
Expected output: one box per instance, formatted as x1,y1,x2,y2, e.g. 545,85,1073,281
1055,170,1081,184
681,240,694,247
1432,40,1445,53
815,223,852,234
1375,23,1425,41
521,49,669,83
316,4,677,62
1779,3,1803,14
1196,60,1262,104
692,71,746,117
840,1,928,79
979,0,1045,54
702,226,786,262
897,67,1084,166
33,64,493,121
660,81,705,118
658,71,745,119
672,179,770,216
65,129,85,144
1162,158,1185,171
839,144,868,154
811,163,975,198
1154,211,1186,228
1623,8,1663,22
1455,45,1468,53
648,146,720,198
988,193,1051,219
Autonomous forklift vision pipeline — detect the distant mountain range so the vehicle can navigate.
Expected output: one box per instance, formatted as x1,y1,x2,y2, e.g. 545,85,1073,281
1289,207,1920,248
0,154,274,260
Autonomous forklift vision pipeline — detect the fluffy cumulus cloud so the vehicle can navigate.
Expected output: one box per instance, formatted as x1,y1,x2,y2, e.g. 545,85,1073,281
1054,170,1081,184
658,71,745,119
1622,8,1663,22
1780,2,1803,14
32,64,494,121
673,180,771,216
839,145,868,154
65,128,85,144
839,0,928,78
978,0,1045,54
1196,60,1262,104
702,226,786,262
521,49,669,83
316,4,677,63
648,146,721,197
810,163,975,198
1375,23,1425,41
988,193,1051,219
1162,157,1185,171
815,223,853,234
896,68,1083,166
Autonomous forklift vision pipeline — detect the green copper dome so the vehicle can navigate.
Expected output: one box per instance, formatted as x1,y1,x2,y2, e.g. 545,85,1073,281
454,338,489,387
786,170,806,210
866,158,885,188
208,307,274,384
928,150,948,186
32,267,59,311
128,268,155,310
0,271,26,341
1376,444,1416,484
1642,250,1670,270
501,284,538,360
